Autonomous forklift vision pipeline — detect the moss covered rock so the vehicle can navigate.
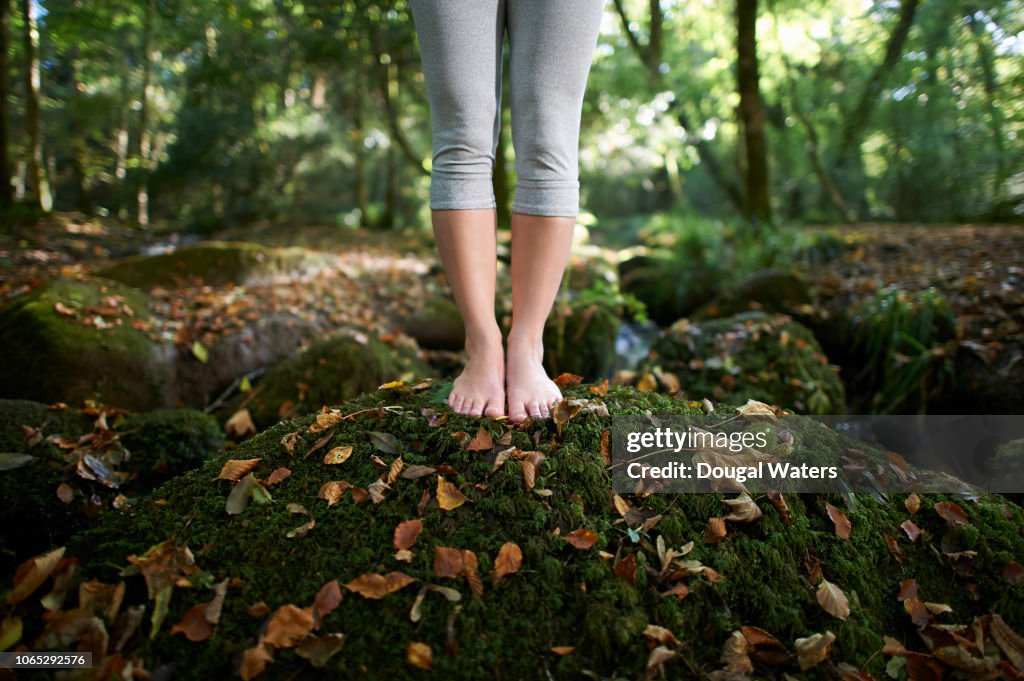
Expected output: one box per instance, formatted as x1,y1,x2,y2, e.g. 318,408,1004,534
0,275,176,410
619,252,720,326
0,400,223,572
96,241,339,288
401,297,465,351
219,329,436,430
541,297,621,381
4,382,1019,680
639,311,846,414
693,268,813,320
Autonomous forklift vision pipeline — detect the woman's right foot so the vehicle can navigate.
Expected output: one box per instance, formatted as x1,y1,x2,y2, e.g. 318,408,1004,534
448,330,506,418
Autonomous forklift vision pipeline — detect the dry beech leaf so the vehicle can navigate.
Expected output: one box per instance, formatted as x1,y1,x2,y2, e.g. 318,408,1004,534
905,493,921,515
344,572,416,599
436,476,467,511
767,492,793,524
215,458,260,482
565,529,599,550
551,645,575,655
704,517,727,544
901,519,921,542
1004,561,1024,587
465,427,494,452
240,639,274,681
295,633,345,668
317,480,350,506
407,641,432,670
816,578,850,620
387,458,404,485
825,503,852,540
553,373,583,386
720,630,754,675
263,604,315,648
394,520,423,551
261,468,291,487
367,478,390,504
394,549,414,563
644,625,681,648
285,503,315,538
400,464,437,480
614,553,637,584
434,547,464,579
494,542,523,579
934,501,969,526
323,446,353,465
795,631,836,671
312,580,342,627
518,451,546,491
6,547,66,605
723,493,762,522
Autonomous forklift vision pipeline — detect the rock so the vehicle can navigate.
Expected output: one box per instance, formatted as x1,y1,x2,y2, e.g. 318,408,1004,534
948,339,1024,415
543,297,621,381
693,268,813,320
0,275,177,410
219,329,436,429
639,311,846,414
0,399,222,572
619,252,720,326
402,297,465,351
7,380,1015,680
96,240,339,288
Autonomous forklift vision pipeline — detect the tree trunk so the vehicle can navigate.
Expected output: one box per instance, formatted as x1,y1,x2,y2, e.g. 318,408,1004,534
20,0,47,211
966,8,1006,207
735,0,771,226
0,0,11,208
352,85,369,224
131,0,156,226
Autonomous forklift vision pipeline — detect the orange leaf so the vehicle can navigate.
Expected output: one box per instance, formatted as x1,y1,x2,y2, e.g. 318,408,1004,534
344,572,416,599
261,468,291,486
465,427,493,452
240,639,274,681
901,520,921,542
933,501,968,526
825,503,851,540
170,602,214,642
434,547,464,579
436,476,467,511
816,578,850,620
905,493,921,515
394,519,423,551
565,529,599,550
494,542,523,579
317,480,351,506
215,458,260,482
553,373,583,386
407,641,432,670
518,451,546,490
551,646,575,655
312,580,342,627
6,547,66,605
614,553,637,584
263,604,315,648
704,517,727,544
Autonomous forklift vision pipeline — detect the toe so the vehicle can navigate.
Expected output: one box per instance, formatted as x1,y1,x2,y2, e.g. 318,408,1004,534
527,400,541,418
450,393,464,413
467,399,484,417
508,398,527,424
540,401,551,418
483,399,504,418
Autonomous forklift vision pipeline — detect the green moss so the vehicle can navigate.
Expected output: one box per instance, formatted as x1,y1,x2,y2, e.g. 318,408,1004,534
640,311,846,414
115,409,226,483
0,275,173,409
96,241,337,288
3,382,1020,680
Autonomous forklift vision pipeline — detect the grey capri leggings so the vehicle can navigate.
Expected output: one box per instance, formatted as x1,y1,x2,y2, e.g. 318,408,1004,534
409,0,606,218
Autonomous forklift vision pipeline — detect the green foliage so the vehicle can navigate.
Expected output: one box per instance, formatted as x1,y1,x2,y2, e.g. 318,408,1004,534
845,286,958,414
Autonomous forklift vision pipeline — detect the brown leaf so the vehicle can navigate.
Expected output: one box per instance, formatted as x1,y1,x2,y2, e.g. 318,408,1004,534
825,503,852,540
600,429,611,466
6,547,66,605
816,578,850,620
1003,561,1024,587
56,483,74,504
367,478,390,504
904,598,932,627
704,517,727,544
215,458,260,482
261,468,291,487
494,542,522,579
720,630,754,675
400,464,437,479
741,625,784,649
990,614,1024,672
723,493,762,522
323,446,353,465
644,625,681,648
295,633,345,668
659,583,690,600
465,427,493,452
905,493,921,515
434,546,464,579
901,519,921,542
387,458,404,485
170,602,215,642
885,534,905,563
317,480,350,506
766,492,793,524
434,476,468,511
394,520,423,551
553,373,583,387
897,579,918,602
461,550,483,596
550,645,575,655
225,409,257,438
564,529,599,550
263,604,315,648
312,581,342,628
614,553,637,584
934,501,969,526
344,572,416,599
240,639,274,681
407,641,432,670
795,631,836,671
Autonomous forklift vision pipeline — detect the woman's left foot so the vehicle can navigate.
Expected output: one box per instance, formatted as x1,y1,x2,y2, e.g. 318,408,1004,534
505,333,562,425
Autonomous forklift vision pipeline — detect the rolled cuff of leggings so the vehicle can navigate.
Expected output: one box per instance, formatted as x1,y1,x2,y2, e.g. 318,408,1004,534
429,169,496,211
511,179,580,218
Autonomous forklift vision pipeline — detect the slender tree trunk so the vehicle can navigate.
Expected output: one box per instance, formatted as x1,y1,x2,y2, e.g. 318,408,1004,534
132,0,156,226
966,8,1005,207
352,87,369,224
0,0,11,208
735,0,771,226
20,0,47,211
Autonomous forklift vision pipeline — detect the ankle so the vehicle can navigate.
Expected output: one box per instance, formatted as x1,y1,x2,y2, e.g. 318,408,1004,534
506,330,545,363
464,323,503,357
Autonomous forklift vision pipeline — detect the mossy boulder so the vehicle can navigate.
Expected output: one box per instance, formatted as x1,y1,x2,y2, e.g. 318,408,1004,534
0,399,223,572
5,381,1019,680
640,311,846,414
0,275,176,410
542,297,621,381
619,252,720,326
219,329,436,430
96,241,339,288
401,297,465,351
693,268,813,321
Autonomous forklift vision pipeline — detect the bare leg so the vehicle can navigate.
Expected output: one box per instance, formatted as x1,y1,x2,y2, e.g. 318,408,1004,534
505,212,574,423
433,208,505,418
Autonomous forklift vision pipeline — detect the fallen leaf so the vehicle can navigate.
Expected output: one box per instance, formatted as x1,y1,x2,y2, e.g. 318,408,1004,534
225,409,256,438
407,641,432,670
240,639,274,681
934,501,969,526
990,614,1024,672
518,450,546,490
644,625,681,648
400,464,436,479
901,520,921,542
565,529,599,550
296,633,345,668
6,547,66,605
215,458,260,482
704,517,727,544
614,553,637,584
409,584,461,622
367,478,390,504
394,520,423,551
723,493,762,522
317,480,350,506
436,476,467,511
897,579,918,601
434,547,464,579
465,428,493,452
368,431,401,454
825,503,852,540
312,580,342,628
56,483,74,504
261,468,291,486
720,630,754,675
551,645,575,655
263,604,315,648
766,492,793,524
1003,561,1024,587
817,578,850,620
795,631,836,671
905,493,921,515
494,542,523,579
553,373,583,386
885,534,905,562
344,572,416,599
285,503,315,538
323,446,353,465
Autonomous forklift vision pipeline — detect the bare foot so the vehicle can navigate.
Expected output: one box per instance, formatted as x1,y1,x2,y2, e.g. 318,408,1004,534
448,329,505,418
505,333,562,424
